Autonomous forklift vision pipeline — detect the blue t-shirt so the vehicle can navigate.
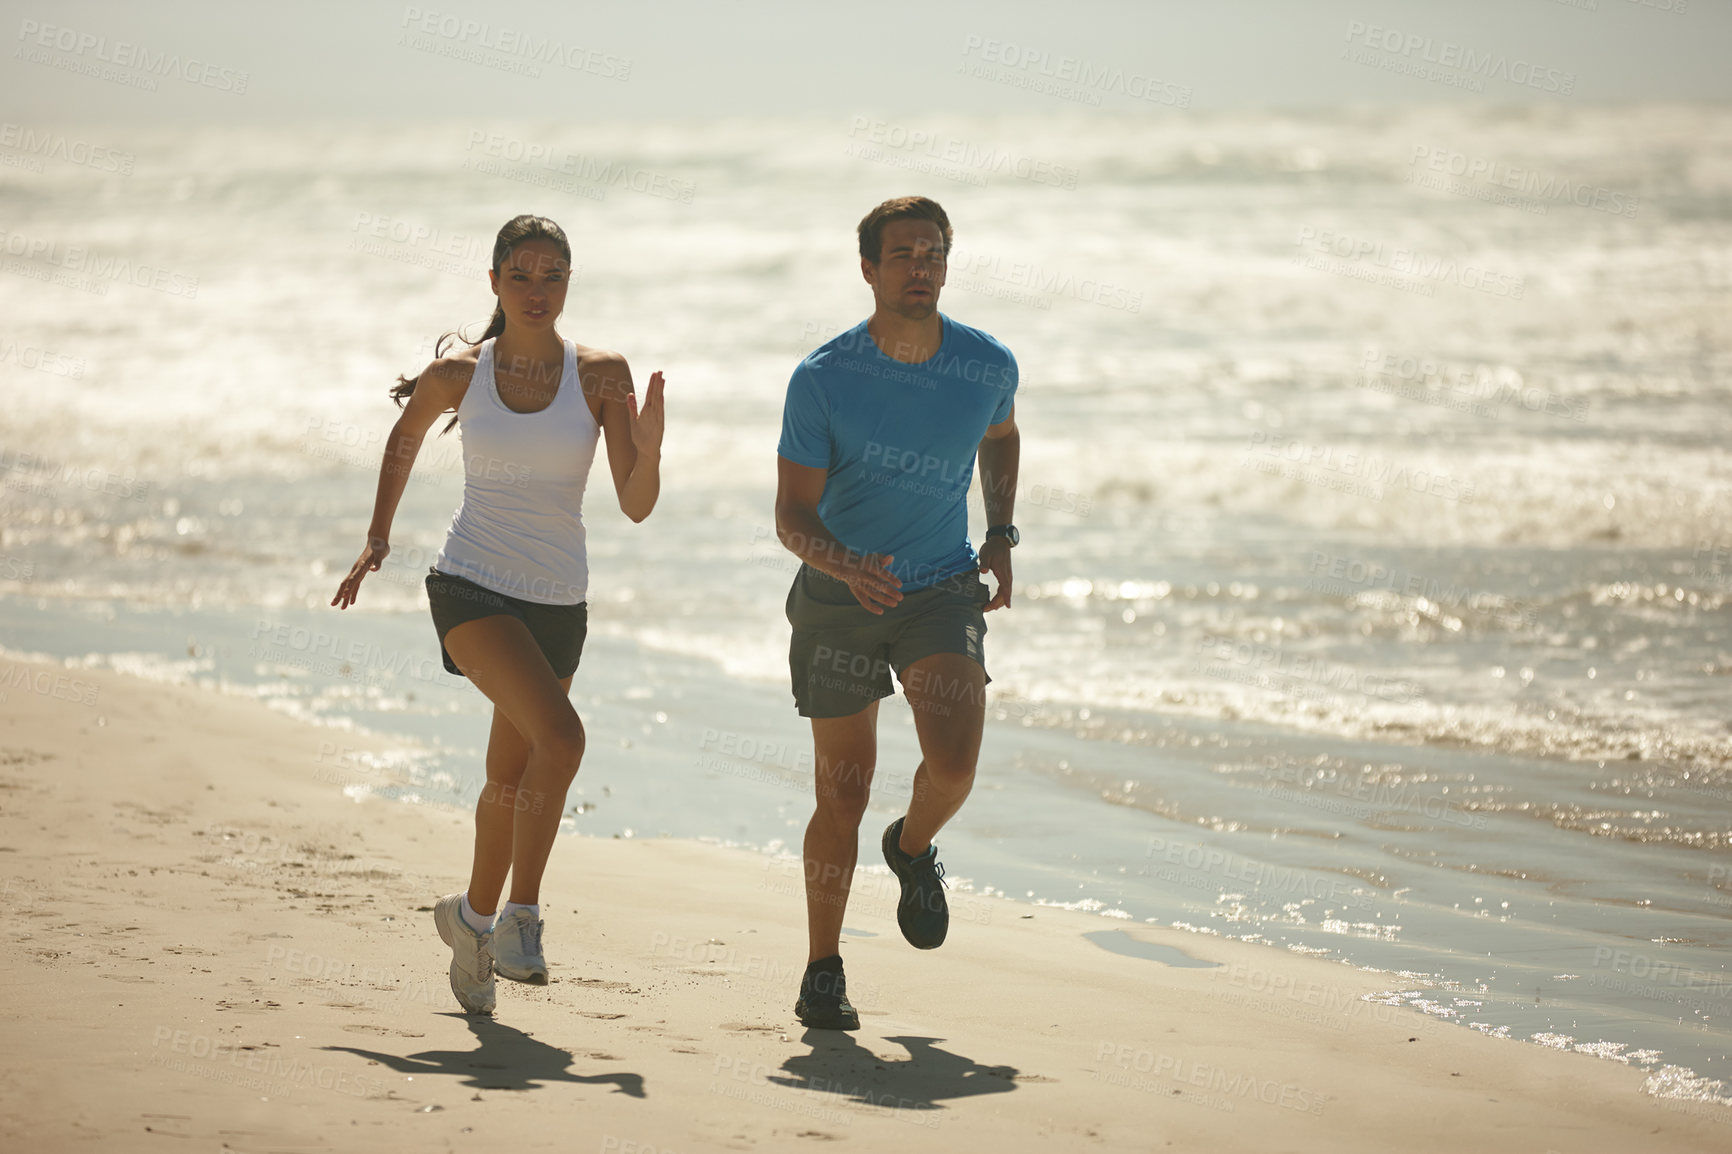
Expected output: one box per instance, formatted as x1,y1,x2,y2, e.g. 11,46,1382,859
777,313,1018,591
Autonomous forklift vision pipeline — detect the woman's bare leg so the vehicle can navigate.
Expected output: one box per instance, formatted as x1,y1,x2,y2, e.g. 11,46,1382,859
441,615,585,909
465,674,573,917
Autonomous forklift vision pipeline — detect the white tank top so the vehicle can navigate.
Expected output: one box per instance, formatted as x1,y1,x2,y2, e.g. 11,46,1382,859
433,338,599,605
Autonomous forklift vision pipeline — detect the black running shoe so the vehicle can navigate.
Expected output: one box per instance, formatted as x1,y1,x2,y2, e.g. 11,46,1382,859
794,956,860,1030
882,817,949,950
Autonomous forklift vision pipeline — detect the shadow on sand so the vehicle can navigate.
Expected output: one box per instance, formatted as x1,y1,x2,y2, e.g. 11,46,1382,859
325,1014,646,1098
769,1031,1018,1120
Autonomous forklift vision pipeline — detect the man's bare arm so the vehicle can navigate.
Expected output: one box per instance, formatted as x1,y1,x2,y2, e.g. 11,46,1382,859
774,455,903,614
976,405,1019,612
979,406,1019,528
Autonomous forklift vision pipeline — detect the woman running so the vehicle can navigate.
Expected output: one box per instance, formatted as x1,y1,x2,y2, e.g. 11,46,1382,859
331,214,664,1015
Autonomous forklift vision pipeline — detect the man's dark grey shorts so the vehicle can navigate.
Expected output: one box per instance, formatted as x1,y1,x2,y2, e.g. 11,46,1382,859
785,563,990,719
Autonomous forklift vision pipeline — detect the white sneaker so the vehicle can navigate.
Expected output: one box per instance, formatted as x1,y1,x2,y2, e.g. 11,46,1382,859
433,894,496,1014
492,908,548,985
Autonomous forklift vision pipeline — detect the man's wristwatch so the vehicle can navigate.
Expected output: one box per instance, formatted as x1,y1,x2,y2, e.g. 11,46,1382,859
985,523,1019,547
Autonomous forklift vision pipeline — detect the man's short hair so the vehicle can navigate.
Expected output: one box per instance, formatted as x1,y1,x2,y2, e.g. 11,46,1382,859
857,196,953,263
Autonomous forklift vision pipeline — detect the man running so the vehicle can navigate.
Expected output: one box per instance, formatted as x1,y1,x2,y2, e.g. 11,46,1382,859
774,196,1020,1030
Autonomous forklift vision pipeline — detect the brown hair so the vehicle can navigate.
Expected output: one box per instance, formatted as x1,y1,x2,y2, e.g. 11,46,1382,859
856,196,952,264
390,214,572,434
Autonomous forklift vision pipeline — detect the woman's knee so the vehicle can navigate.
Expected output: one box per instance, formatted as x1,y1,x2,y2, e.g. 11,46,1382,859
531,716,586,781
484,749,529,786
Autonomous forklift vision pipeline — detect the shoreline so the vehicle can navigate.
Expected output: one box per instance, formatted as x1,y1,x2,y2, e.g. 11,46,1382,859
1,656,1726,1151
5,613,1731,1086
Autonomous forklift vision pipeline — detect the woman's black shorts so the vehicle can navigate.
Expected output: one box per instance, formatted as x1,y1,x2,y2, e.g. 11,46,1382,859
425,568,588,679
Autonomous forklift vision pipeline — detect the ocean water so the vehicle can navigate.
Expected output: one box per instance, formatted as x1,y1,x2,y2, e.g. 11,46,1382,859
2,107,1729,1107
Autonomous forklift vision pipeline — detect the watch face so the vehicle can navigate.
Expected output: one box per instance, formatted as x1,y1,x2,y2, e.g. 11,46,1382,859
990,525,1019,547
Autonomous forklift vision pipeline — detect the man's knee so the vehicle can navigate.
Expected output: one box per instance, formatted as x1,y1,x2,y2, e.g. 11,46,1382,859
921,750,977,792
814,778,872,828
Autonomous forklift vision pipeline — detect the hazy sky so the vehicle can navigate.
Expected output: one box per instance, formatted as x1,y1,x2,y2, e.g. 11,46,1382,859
3,0,1725,125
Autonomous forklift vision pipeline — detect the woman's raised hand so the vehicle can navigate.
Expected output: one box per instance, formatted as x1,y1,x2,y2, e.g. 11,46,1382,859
331,536,391,610
628,370,665,457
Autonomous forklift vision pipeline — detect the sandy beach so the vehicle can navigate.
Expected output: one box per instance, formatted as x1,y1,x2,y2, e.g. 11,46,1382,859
0,657,1719,1153
3,1,1728,1147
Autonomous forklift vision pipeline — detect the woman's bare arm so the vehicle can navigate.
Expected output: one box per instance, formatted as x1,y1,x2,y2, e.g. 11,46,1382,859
587,352,663,524
331,357,471,609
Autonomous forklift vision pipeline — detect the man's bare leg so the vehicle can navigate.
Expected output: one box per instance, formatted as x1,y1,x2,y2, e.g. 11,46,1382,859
803,699,879,964
897,652,986,856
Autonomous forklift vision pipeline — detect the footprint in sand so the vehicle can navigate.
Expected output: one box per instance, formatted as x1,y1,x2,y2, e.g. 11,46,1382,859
566,978,637,991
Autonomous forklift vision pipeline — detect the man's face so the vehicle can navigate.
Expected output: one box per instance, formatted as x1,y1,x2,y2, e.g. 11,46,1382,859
863,218,946,320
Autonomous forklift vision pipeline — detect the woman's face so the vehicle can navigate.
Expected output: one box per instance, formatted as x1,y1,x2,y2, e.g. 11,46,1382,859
489,238,571,332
